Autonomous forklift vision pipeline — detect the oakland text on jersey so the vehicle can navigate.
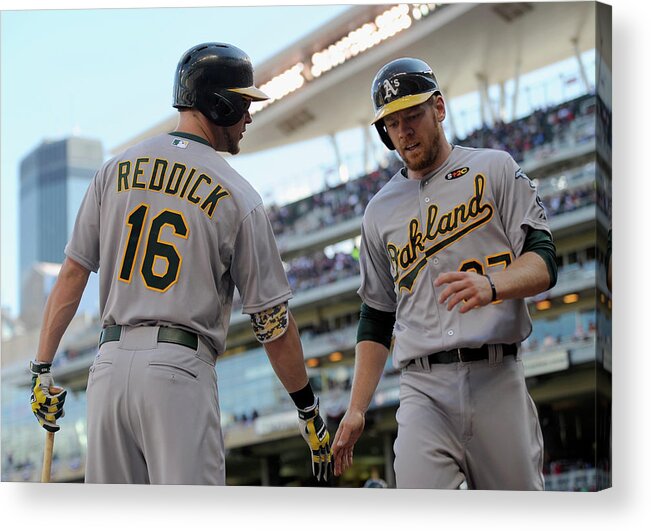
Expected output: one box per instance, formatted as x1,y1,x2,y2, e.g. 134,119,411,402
116,157,231,219
387,173,494,292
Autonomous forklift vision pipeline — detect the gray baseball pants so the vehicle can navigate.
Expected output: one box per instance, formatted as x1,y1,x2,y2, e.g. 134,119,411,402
393,349,544,490
84,325,224,485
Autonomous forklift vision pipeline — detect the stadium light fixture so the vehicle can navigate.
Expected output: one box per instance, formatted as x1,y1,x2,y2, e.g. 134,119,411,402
250,62,306,115
311,5,411,79
251,4,440,115
329,351,344,362
536,300,552,311
563,293,580,304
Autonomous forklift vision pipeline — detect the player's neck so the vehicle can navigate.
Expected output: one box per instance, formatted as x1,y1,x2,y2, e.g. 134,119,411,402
175,111,219,150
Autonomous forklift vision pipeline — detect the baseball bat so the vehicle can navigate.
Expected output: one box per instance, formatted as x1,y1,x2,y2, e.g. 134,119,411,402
41,431,55,483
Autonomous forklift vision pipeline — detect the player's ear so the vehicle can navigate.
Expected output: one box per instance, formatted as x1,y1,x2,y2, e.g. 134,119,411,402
434,94,446,122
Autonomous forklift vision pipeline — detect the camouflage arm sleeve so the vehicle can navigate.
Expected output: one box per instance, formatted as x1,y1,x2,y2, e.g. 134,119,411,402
250,302,289,343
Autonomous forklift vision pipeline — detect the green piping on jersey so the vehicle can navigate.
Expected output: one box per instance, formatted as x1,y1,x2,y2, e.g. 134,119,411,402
168,131,212,147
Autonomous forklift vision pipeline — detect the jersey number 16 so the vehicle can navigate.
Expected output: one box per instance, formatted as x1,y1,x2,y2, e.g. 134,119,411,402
118,203,189,292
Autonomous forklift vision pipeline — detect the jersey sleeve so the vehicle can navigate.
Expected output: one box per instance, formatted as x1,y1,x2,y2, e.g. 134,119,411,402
64,172,101,273
494,153,552,256
231,203,293,314
357,216,397,313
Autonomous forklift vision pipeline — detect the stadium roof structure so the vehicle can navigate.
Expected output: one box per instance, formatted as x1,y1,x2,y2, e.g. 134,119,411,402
114,2,598,156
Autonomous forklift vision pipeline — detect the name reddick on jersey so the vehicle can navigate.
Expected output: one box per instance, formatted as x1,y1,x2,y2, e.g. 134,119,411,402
116,157,231,219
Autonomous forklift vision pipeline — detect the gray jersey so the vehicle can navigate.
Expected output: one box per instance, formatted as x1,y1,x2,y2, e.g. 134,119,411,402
358,145,550,367
65,132,292,354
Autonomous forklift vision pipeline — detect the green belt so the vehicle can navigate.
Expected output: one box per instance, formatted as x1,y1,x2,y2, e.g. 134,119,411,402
99,325,198,350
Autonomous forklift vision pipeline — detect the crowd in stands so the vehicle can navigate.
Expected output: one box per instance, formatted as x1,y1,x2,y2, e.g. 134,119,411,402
267,159,402,239
267,94,597,241
231,249,361,311
452,94,595,161
545,183,596,217
285,250,360,292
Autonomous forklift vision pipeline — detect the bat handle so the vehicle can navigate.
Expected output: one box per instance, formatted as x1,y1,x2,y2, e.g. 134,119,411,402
41,431,55,483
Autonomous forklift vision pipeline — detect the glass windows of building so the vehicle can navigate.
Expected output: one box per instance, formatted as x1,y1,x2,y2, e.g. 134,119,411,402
18,137,103,314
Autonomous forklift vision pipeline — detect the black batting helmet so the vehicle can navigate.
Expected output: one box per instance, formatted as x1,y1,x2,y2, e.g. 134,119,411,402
173,42,269,127
370,57,441,150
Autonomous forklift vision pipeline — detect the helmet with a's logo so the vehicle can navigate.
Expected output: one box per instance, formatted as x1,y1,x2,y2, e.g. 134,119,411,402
173,42,269,127
370,57,441,150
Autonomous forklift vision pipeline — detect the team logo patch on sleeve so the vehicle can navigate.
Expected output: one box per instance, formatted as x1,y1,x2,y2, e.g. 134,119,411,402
171,138,189,149
445,167,469,180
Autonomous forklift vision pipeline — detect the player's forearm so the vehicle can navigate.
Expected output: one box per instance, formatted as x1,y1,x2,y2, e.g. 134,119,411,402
36,258,90,363
263,312,309,393
491,251,550,301
347,340,390,415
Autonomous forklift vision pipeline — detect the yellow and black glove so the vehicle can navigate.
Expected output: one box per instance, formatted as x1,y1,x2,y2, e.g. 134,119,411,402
30,361,67,433
297,397,333,482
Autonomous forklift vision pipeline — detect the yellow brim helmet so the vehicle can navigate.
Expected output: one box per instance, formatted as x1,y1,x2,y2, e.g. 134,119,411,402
228,85,269,102
371,90,437,124
370,57,441,149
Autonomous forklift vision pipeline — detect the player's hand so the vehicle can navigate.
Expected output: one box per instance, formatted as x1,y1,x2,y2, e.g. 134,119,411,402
332,408,365,477
434,271,493,313
297,397,333,482
30,361,67,433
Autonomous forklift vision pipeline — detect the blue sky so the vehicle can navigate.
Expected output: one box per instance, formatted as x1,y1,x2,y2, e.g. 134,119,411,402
0,1,597,316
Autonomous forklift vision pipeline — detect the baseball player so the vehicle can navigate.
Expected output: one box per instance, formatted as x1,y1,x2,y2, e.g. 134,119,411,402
332,58,557,490
29,42,333,485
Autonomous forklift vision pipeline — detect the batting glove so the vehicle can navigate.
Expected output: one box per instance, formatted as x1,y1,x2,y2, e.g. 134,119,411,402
30,361,67,433
297,397,333,482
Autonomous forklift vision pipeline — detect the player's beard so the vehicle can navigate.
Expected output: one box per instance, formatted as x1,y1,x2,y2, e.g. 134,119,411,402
404,143,440,173
224,130,242,155
402,123,443,175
